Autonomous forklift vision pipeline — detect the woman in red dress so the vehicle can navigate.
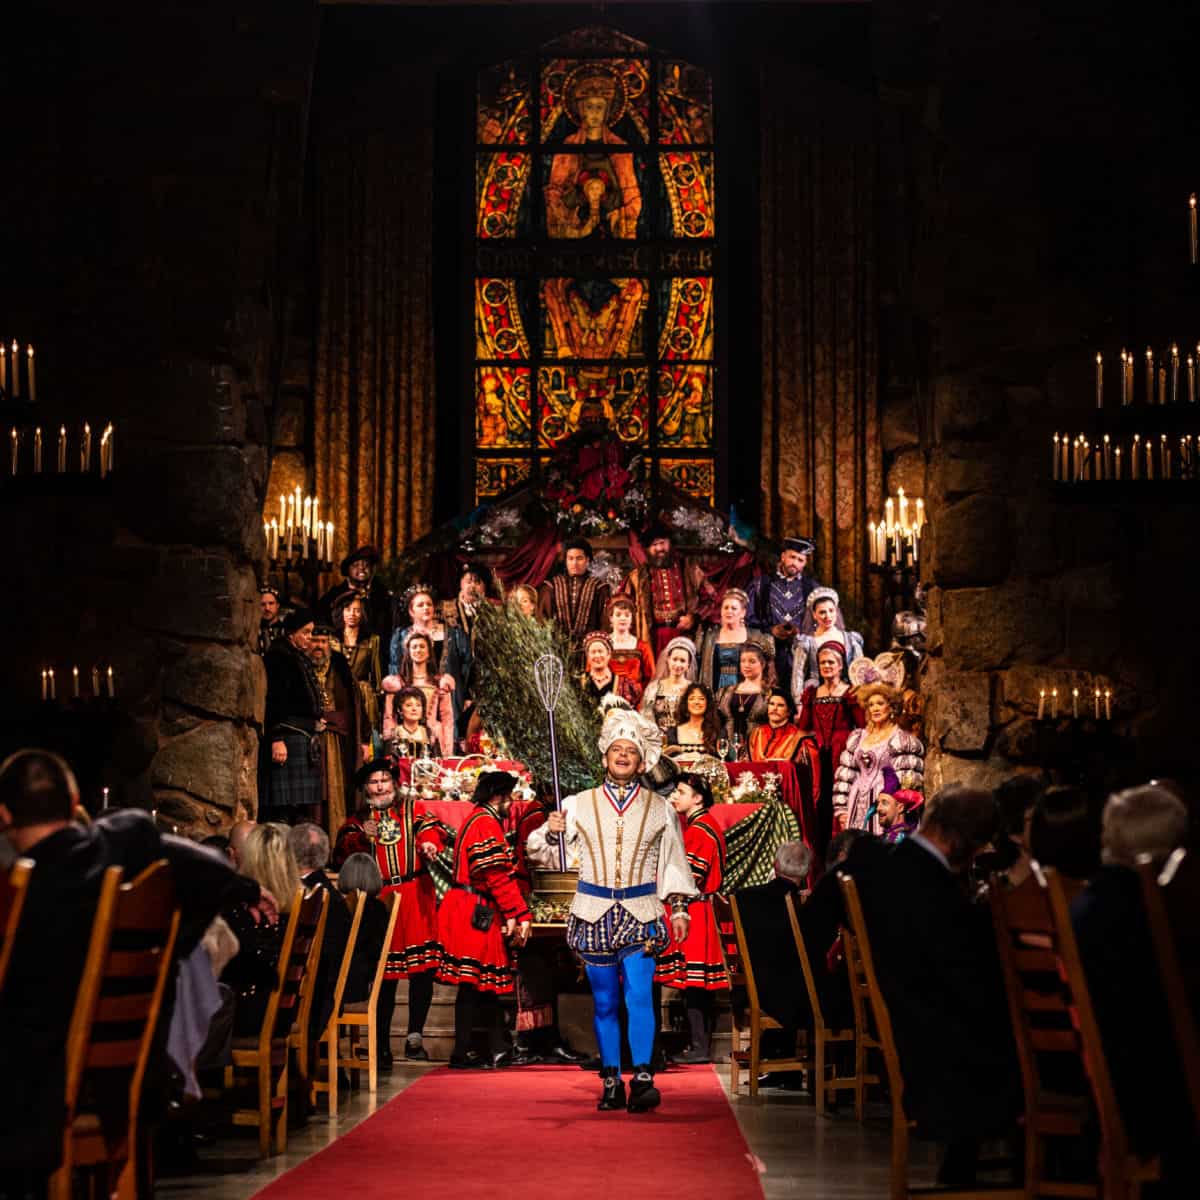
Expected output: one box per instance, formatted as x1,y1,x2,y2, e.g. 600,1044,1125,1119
654,772,727,1063
796,642,864,859
606,595,656,706
437,771,532,1068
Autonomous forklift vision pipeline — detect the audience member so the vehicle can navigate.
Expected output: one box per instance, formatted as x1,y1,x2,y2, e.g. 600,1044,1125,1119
0,749,271,1183
1028,785,1101,880
221,823,300,1038
852,785,1020,1186
1070,785,1192,1174
337,853,390,1006
228,818,256,869
289,822,351,1038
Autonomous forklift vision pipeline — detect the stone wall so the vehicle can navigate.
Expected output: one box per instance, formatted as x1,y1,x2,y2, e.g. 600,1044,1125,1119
874,0,1200,791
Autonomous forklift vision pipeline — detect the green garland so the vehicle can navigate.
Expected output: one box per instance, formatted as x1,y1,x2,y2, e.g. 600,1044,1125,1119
472,602,602,795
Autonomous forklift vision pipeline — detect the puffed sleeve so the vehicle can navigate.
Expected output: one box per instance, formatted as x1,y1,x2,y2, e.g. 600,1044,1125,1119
889,730,925,791
657,800,700,904
525,793,580,869
465,824,530,922
832,729,862,822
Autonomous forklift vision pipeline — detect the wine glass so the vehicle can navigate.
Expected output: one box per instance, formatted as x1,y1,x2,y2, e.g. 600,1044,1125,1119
716,737,730,761
730,734,743,762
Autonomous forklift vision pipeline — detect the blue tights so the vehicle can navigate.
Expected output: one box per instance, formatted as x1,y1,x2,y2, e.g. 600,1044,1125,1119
586,952,656,1070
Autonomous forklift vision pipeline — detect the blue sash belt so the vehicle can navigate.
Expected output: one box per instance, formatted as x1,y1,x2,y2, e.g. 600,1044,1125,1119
577,880,657,901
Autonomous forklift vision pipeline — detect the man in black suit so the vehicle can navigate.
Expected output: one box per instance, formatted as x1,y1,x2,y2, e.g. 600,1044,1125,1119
853,784,1020,1186
289,822,351,1044
0,748,276,1188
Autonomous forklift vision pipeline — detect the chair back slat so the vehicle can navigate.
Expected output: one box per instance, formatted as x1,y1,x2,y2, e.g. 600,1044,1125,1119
725,894,764,1011
367,892,402,1009
1136,856,1200,1135
327,891,366,1028
292,887,332,1045
0,858,34,994
1043,868,1136,1169
264,888,328,1044
837,873,905,1110
83,861,181,1076
710,893,746,986
784,890,828,1031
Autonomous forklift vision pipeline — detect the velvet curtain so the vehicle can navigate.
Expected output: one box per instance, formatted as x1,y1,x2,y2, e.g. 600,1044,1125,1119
758,62,881,623
312,67,436,562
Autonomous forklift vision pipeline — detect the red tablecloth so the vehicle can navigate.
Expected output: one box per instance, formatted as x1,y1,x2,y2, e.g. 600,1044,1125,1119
421,798,763,835
724,760,811,845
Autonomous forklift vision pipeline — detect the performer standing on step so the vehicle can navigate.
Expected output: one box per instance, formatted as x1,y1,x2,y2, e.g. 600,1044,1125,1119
527,705,697,1113
747,535,818,688
653,772,727,1064
332,760,443,1066
438,771,531,1069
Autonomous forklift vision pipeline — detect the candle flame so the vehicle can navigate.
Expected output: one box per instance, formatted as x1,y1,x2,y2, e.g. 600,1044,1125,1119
1191,193,1197,209
1096,352,1102,364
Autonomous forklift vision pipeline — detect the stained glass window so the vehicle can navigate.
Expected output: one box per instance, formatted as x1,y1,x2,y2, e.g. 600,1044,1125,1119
473,26,716,501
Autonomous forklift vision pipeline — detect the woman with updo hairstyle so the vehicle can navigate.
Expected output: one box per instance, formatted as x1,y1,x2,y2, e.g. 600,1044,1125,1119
640,635,698,731
790,586,864,694
698,587,773,693
796,640,864,853
664,682,722,759
605,595,656,706
578,631,638,709
832,682,923,836
654,771,726,1062
716,642,775,751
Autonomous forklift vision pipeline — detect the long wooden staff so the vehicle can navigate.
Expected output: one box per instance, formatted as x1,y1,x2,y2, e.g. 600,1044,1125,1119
533,653,567,871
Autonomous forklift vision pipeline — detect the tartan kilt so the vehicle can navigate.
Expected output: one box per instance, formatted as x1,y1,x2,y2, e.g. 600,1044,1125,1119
264,731,322,810
654,897,728,991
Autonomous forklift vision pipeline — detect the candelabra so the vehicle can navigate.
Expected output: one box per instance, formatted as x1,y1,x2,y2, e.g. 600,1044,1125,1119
867,488,925,617
265,486,337,604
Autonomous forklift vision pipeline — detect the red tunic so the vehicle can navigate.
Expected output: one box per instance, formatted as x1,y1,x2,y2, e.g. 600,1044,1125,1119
655,809,728,991
333,802,444,980
510,801,551,898
609,640,657,706
436,804,531,994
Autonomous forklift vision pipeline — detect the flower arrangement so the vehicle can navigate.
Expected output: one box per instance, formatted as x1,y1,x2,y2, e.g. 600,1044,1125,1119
540,434,650,535
730,770,782,805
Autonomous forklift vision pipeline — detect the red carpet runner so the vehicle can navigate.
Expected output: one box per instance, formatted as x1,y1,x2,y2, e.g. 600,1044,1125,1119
253,1064,763,1200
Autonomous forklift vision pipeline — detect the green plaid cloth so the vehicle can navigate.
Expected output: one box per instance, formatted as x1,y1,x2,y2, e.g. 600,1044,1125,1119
722,799,802,892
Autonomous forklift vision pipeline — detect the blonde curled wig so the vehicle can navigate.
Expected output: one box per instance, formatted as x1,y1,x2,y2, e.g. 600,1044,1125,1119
855,682,900,714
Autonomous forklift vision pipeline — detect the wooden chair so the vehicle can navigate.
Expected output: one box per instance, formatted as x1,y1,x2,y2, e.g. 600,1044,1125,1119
714,893,809,1096
990,868,1098,1198
784,890,864,1116
838,872,1023,1200
311,889,366,1113
1137,853,1200,1136
227,886,328,1156
1044,869,1161,1199
841,924,885,1121
50,861,181,1200
0,857,34,994
331,892,401,1095
287,887,332,1101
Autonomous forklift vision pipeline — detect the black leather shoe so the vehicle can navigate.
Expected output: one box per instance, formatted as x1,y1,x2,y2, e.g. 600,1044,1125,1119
597,1071,627,1111
626,1066,661,1113
404,1042,429,1061
674,1047,712,1064
490,1050,514,1069
550,1043,587,1064
579,1054,603,1072
509,1050,542,1066
448,1051,487,1069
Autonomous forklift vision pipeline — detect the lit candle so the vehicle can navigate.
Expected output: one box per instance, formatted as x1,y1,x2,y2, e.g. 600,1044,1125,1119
41,669,48,702
9,341,18,398
106,424,114,471
81,422,91,472
279,494,286,528
1126,350,1134,405
868,521,877,565
1162,434,1171,479
271,519,280,561
1053,433,1060,480
326,521,334,564
48,668,56,700
1158,365,1166,406
106,666,114,698
286,519,294,560
1119,350,1127,405
1191,193,1197,264
286,493,295,530
303,495,312,537
898,487,908,529
102,787,110,810
33,427,42,473
1104,688,1112,721
91,666,100,697
1146,438,1154,479
912,525,920,563
1051,688,1059,719
1095,352,1103,408
1103,434,1111,479
0,344,6,395
1146,346,1154,403
1114,446,1121,480
1037,688,1046,721
57,425,66,473
1093,688,1101,720
263,521,270,554
9,428,17,476
26,346,35,403
1071,687,1079,718
1172,344,1180,402
312,496,320,538
1189,357,1195,405
884,496,894,533
72,666,79,699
